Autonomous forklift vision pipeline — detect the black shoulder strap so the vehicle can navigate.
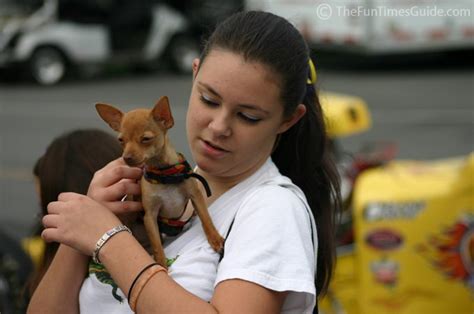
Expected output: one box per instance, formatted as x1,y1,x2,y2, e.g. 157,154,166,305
216,183,318,312
217,183,316,262
218,217,236,262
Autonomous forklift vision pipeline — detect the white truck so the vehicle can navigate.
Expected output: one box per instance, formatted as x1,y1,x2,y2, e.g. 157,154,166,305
247,0,474,53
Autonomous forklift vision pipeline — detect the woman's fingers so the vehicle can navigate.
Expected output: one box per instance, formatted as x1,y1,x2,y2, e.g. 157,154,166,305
91,179,141,203
88,158,143,203
42,214,60,228
107,200,143,213
40,194,124,254
116,179,141,197
99,157,127,172
93,158,142,187
47,199,67,214
57,192,82,202
41,228,60,243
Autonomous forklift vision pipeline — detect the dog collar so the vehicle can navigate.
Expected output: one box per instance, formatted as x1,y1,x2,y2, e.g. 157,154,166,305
143,153,212,197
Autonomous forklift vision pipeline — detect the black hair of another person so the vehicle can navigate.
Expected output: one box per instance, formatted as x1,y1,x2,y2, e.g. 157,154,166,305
28,129,122,295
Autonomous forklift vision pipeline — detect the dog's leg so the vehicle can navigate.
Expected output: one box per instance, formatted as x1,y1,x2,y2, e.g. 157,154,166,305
188,181,224,253
142,201,167,268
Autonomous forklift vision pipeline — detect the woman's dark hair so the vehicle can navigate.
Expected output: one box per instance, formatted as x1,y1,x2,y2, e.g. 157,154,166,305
27,129,122,295
200,11,341,297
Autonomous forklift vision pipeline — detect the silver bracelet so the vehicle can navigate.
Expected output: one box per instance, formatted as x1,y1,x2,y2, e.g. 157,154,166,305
92,225,132,264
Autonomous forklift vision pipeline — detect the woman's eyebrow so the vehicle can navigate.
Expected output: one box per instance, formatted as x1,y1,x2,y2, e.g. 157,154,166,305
198,82,221,98
237,104,270,115
197,81,270,115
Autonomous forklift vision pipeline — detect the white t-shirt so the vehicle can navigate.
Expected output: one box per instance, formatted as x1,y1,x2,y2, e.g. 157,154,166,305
79,158,318,313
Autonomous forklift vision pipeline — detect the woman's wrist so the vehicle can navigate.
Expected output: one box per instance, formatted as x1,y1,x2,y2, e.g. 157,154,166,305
96,230,155,294
58,243,90,261
92,224,132,264
97,230,137,263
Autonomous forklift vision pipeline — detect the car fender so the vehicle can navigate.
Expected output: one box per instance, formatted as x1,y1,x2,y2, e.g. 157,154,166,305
14,22,108,64
143,5,189,61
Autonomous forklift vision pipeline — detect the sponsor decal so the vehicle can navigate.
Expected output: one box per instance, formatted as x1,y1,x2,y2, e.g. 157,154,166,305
463,27,474,37
370,257,399,288
416,213,474,290
371,288,436,310
366,229,403,250
389,22,414,41
364,201,425,222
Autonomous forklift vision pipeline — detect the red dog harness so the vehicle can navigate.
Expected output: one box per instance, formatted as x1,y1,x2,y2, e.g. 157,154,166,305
143,153,211,236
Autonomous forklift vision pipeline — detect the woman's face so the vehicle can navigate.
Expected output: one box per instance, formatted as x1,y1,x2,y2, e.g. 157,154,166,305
186,49,294,179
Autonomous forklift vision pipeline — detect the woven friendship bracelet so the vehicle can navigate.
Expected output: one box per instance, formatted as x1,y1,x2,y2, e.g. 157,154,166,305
92,225,132,264
128,263,159,303
128,263,167,312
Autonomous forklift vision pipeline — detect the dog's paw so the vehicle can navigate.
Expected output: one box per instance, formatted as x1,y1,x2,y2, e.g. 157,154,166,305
210,235,225,253
155,256,168,270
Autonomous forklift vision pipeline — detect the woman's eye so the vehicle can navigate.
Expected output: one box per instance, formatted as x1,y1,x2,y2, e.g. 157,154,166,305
239,112,261,124
200,95,219,107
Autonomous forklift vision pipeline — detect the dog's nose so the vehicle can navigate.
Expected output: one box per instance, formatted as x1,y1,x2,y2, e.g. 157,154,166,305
123,156,136,166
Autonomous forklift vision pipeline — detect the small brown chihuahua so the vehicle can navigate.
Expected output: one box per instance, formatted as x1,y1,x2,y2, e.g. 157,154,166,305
96,96,224,268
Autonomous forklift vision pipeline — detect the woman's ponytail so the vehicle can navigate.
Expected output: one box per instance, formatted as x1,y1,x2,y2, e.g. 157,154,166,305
200,10,342,297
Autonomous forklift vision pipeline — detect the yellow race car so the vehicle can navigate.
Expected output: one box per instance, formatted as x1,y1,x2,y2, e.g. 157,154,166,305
319,92,473,314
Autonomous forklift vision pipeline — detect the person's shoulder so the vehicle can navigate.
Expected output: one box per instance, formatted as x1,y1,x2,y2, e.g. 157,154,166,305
238,181,309,221
247,182,300,202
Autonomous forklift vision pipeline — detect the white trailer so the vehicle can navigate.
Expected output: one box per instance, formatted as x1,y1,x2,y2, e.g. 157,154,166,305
247,0,474,53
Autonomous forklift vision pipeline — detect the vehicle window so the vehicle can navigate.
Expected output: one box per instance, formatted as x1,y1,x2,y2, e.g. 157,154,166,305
0,0,43,17
58,0,108,24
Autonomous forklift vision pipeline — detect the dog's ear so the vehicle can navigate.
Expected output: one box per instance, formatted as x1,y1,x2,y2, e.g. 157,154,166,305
151,96,174,129
95,103,123,132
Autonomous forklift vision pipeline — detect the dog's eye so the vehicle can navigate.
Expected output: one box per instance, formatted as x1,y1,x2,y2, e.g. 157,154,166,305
141,137,154,144
118,137,124,144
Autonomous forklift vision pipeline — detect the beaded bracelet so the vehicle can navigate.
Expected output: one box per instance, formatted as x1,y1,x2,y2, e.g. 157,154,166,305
128,263,167,312
92,225,132,264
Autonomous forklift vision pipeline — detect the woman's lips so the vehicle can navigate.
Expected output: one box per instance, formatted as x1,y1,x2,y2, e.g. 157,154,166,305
200,139,229,158
205,140,228,151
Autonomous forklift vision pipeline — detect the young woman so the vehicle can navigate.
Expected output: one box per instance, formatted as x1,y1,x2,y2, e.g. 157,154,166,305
28,11,340,314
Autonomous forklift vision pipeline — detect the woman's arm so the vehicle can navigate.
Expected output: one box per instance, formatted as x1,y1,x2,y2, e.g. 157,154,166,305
37,157,287,312
27,245,88,314
28,158,143,313
39,192,287,313
98,229,287,313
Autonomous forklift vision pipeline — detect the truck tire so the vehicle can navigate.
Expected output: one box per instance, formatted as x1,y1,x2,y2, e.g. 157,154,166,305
29,47,68,85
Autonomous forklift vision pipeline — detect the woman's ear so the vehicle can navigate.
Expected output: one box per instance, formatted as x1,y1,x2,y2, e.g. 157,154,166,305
277,104,307,134
192,58,200,80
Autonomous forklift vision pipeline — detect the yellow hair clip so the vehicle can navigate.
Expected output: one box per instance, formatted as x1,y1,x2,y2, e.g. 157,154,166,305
307,58,317,85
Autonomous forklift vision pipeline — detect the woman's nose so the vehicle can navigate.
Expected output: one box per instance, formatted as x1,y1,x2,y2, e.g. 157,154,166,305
208,111,232,137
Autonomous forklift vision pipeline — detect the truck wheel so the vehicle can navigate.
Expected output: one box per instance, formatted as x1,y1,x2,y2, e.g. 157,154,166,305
168,36,200,74
29,47,67,85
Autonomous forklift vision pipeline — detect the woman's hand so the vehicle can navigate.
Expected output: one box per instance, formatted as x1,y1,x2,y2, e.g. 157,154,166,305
41,158,143,255
87,158,143,214
42,192,122,255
